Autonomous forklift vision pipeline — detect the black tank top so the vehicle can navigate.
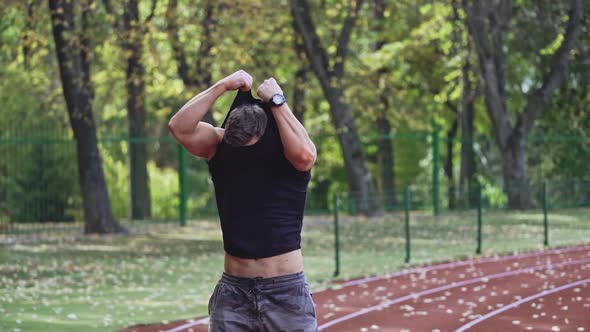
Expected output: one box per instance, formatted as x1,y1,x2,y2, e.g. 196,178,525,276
208,90,311,259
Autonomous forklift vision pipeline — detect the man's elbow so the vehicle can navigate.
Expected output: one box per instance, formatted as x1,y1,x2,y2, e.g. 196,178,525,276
167,117,178,135
291,148,317,172
168,117,185,141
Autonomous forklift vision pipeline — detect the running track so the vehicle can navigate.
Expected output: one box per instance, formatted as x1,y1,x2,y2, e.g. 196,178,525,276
119,244,590,332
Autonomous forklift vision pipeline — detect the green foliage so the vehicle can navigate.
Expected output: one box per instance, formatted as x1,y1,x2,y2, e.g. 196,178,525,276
394,132,431,190
101,143,129,218
150,162,181,219
0,45,77,223
101,143,181,221
478,175,508,208
8,142,79,222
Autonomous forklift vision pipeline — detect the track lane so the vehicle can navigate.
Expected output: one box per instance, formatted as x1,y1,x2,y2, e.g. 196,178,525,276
117,244,590,332
319,256,590,331
315,245,590,330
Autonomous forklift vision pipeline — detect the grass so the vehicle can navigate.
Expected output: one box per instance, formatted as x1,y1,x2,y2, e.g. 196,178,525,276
1,208,589,332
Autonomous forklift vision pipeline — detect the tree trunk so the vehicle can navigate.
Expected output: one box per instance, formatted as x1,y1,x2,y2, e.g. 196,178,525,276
502,133,533,208
374,0,396,209
49,0,125,234
290,0,381,216
444,118,459,209
292,68,307,124
123,0,151,220
452,0,478,209
376,97,396,209
292,24,308,125
327,88,381,215
22,0,35,68
459,56,477,208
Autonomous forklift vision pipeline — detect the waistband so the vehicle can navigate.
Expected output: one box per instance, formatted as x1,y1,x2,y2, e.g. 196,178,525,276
220,271,306,290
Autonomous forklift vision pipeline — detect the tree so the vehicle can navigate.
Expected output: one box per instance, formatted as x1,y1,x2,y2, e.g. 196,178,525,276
451,0,478,208
291,18,309,125
122,0,156,220
290,0,381,215
49,0,126,233
465,0,582,208
102,0,158,220
373,0,396,209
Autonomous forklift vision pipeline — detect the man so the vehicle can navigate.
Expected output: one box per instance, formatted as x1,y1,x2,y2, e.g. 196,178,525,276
168,70,318,331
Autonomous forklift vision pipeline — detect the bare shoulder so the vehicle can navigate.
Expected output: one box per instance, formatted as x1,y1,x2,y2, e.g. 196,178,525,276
173,122,225,160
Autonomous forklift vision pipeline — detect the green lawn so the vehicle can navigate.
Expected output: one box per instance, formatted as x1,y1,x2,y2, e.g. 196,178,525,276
1,208,589,332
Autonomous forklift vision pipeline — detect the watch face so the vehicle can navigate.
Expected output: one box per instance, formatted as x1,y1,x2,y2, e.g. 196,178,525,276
272,94,285,105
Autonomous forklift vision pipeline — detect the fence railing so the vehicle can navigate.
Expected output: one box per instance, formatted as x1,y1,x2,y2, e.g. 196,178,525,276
330,180,590,276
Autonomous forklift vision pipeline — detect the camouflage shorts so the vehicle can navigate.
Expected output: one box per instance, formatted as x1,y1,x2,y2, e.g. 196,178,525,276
208,271,318,332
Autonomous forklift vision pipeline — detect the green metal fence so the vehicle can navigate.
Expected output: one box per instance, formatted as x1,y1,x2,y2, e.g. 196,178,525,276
0,135,185,239
331,180,590,277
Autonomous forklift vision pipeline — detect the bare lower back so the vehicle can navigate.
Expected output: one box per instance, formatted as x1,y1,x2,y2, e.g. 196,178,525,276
224,249,303,278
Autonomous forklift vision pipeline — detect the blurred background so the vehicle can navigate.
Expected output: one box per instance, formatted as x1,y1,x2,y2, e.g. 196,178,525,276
0,0,588,331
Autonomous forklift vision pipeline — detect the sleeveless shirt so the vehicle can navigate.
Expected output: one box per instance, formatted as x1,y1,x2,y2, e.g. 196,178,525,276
208,90,311,259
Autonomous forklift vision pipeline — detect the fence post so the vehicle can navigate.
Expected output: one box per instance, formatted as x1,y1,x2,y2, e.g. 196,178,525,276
543,180,549,247
476,185,482,255
333,193,341,277
178,145,187,226
432,124,440,216
404,187,411,263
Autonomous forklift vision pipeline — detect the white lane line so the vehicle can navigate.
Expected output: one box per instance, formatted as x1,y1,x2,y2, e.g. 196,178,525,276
164,244,590,332
456,277,590,331
317,257,590,330
164,317,209,332
340,244,589,288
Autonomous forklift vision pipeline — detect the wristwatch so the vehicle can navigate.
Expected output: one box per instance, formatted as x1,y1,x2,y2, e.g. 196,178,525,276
269,94,287,107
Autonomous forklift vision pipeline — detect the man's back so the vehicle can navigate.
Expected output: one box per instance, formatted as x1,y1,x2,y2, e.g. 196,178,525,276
208,90,311,260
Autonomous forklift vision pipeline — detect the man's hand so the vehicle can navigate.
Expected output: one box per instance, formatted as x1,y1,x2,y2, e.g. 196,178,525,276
256,77,284,102
219,70,253,92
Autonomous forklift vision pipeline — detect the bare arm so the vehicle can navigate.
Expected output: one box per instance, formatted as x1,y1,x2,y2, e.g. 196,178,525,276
168,70,253,160
271,103,317,171
257,78,317,171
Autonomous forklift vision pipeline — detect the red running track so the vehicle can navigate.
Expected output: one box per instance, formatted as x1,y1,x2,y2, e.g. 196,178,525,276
119,244,590,332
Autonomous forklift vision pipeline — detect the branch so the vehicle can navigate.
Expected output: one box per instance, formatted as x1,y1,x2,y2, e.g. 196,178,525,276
334,0,364,78
165,0,193,86
465,0,492,59
450,0,462,56
465,0,512,149
22,0,38,68
102,0,121,31
518,0,582,134
289,0,333,88
49,0,88,114
144,0,157,26
490,0,512,102
102,0,113,15
81,0,95,100
194,0,217,88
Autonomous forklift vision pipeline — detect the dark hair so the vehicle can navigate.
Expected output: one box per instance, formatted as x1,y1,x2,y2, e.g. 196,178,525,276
223,104,268,147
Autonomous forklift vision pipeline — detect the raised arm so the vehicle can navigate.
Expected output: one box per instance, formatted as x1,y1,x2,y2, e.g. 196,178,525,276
168,70,253,160
256,78,317,172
